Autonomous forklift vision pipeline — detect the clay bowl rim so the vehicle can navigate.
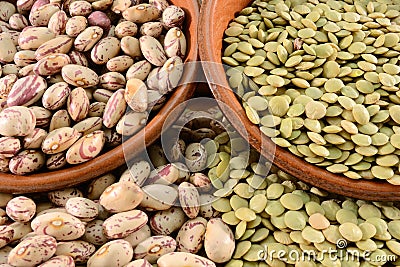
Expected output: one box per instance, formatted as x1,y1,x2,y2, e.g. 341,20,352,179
0,0,199,194
198,0,400,201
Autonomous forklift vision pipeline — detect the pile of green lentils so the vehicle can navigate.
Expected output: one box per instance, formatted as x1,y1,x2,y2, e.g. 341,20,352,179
223,0,400,183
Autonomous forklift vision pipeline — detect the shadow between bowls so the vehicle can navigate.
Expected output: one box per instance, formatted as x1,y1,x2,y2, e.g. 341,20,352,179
0,0,199,194
198,0,400,201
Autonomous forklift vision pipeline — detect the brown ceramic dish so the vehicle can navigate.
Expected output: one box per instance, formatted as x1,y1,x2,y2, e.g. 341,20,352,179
199,0,400,201
0,0,199,193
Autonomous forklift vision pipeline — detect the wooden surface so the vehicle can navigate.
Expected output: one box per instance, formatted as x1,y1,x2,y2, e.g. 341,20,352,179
198,0,400,201
0,0,200,193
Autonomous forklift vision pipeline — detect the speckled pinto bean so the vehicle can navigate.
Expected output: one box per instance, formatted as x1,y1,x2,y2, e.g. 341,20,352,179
121,36,142,59
69,1,92,16
47,10,68,35
162,5,185,29
99,72,126,90
38,255,75,267
0,137,21,158
102,210,148,239
157,252,216,267
149,207,186,235
83,220,108,246
99,181,143,213
65,197,98,221
139,36,166,66
48,188,83,207
62,64,99,88
35,36,73,60
74,26,103,52
29,3,60,27
7,235,57,267
42,127,81,154
91,37,120,65
103,89,126,128
31,212,85,241
18,27,56,50
140,184,178,211
190,173,212,192
87,239,133,267
126,60,152,80
140,22,163,38
164,27,186,58
107,55,134,72
178,182,200,219
23,128,47,149
123,224,151,248
42,82,71,110
122,4,161,23
66,130,105,164
6,196,36,223
7,75,47,107
133,236,177,263
115,21,138,38
67,87,90,121
9,150,45,175
176,217,207,253
33,53,71,76
204,218,235,263
9,14,28,31
55,240,96,263
65,16,87,37
185,143,207,172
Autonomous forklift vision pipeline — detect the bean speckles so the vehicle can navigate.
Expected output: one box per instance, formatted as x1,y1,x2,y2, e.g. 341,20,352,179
87,239,133,267
103,210,148,239
6,196,36,223
31,212,86,241
8,235,57,266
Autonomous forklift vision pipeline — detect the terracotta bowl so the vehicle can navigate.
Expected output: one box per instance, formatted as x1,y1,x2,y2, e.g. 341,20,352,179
0,0,199,193
199,0,400,201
